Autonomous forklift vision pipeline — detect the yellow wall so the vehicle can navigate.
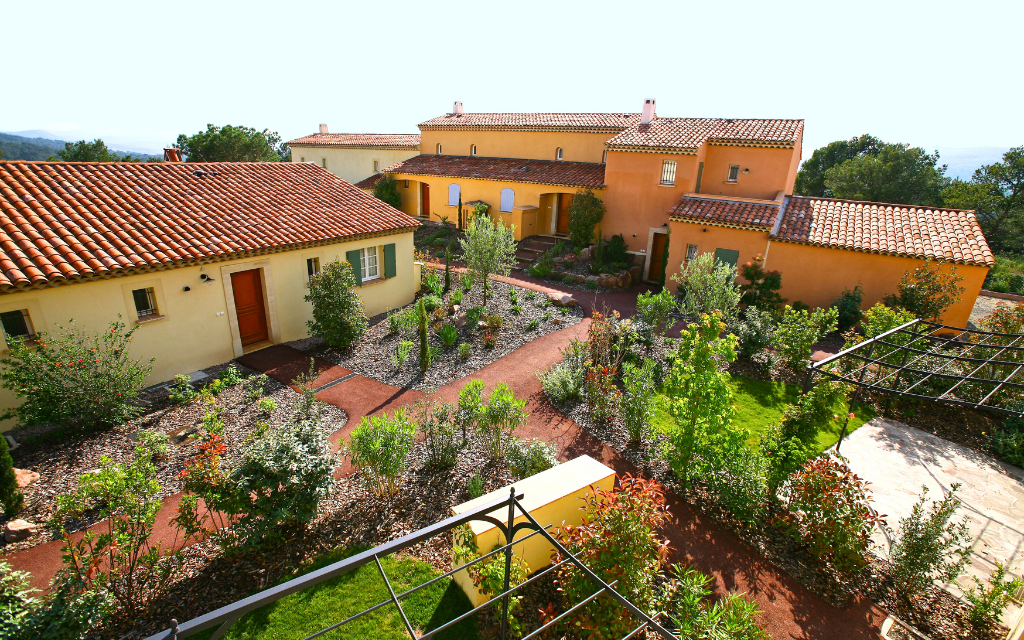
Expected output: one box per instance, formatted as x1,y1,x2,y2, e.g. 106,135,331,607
290,147,419,185
602,150,699,247
666,221,773,284
0,232,416,430
700,141,801,200
419,129,613,164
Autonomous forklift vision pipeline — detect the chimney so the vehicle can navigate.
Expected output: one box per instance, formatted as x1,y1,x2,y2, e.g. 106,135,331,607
453,101,463,115
641,99,656,125
163,148,182,162
319,123,329,134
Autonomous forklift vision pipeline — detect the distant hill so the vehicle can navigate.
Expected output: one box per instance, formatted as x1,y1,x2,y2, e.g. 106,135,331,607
0,132,161,162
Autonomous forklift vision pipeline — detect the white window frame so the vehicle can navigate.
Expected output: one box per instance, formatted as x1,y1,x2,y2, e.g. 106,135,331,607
321,158,327,169
661,160,677,186
602,150,608,163
556,147,563,161
403,179,409,189
306,257,320,281
727,164,740,182
132,287,159,319
436,143,442,155
686,243,698,263
500,188,514,213
373,159,380,173
361,247,380,282
471,144,477,156
448,183,461,206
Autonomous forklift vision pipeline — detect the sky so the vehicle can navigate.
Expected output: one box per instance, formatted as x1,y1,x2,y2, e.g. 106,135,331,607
2,0,1021,174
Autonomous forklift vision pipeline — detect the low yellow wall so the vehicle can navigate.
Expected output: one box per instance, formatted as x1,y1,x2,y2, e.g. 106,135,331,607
289,146,418,185
0,232,417,431
450,455,615,607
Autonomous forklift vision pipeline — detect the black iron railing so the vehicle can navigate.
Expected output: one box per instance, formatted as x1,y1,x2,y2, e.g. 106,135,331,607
145,487,676,640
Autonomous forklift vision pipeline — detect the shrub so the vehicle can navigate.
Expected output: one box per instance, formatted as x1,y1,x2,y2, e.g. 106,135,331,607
393,339,413,369
622,358,657,442
348,409,416,499
136,429,170,460
883,259,964,321
52,446,177,618
465,306,485,332
460,271,474,291
731,306,778,359
456,380,486,441
696,444,768,526
554,475,672,639
217,364,243,386
525,319,539,331
416,398,462,469
560,274,574,285
418,300,431,372
0,565,110,640
243,372,269,403
466,473,485,498
543,312,552,321
453,525,528,637
507,438,558,479
484,314,503,329
511,303,522,315
965,563,1024,629
460,211,517,308
889,484,971,600
451,288,464,305
305,259,367,349
458,342,471,359
482,330,498,348
0,435,23,517
773,305,839,371
671,252,741,323
0,560,39,637
438,323,458,347
421,294,443,313
832,285,864,332
635,288,676,337
526,291,536,300
585,364,620,424
0,318,154,431
585,278,597,290
778,456,884,577
371,173,402,209
257,397,277,414
667,564,769,640
538,340,587,404
662,312,738,487
739,254,785,313
478,383,528,460
169,374,197,404
566,188,606,249
423,268,444,297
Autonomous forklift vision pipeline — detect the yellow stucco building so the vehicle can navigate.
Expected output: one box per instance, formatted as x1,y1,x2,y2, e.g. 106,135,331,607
0,160,420,430
286,126,420,185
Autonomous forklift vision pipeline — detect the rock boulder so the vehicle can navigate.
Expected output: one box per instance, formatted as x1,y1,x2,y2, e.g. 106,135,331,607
546,291,578,307
4,519,37,543
14,469,38,488
629,265,643,283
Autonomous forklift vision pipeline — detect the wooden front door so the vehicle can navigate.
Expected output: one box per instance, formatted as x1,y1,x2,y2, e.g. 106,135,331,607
649,233,668,282
231,269,269,346
421,183,430,218
556,194,573,234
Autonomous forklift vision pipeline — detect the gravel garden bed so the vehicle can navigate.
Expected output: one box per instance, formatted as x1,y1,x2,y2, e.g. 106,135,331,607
4,362,346,552
295,279,584,390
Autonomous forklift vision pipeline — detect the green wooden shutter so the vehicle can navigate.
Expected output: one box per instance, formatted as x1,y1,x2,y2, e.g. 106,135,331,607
383,243,396,279
695,162,704,194
713,248,740,268
346,249,362,285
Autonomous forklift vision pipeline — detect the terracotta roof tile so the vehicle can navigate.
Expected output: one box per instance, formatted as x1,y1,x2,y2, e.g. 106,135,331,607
773,197,993,267
385,155,605,189
286,133,420,149
668,196,780,229
607,118,803,152
354,173,384,190
0,161,419,291
418,113,641,132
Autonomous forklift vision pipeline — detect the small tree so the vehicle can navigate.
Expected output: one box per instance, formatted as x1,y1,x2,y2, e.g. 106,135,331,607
371,173,402,210
671,252,741,323
883,259,964,321
418,299,430,372
831,285,864,332
0,318,153,431
662,312,738,487
889,484,971,600
634,288,676,338
459,208,517,308
622,358,657,442
305,258,367,349
739,254,785,313
348,408,417,499
566,189,606,249
773,305,839,371
443,246,452,293
478,383,528,459
0,434,23,516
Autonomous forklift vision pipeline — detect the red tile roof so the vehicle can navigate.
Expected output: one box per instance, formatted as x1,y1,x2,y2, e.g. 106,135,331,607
668,196,780,229
286,133,420,149
0,161,419,291
607,118,804,152
354,173,384,190
385,155,605,189
774,197,993,266
418,113,641,132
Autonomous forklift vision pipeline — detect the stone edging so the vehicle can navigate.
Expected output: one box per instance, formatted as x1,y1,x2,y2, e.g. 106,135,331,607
980,289,1024,302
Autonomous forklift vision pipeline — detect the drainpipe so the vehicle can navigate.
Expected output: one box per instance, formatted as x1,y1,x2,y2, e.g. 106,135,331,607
762,196,789,270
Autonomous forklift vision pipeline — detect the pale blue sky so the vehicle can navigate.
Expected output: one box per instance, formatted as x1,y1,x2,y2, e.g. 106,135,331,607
3,0,1021,170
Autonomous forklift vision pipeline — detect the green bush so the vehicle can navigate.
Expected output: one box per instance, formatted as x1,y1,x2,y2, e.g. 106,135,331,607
305,259,367,349
635,288,676,337
458,342,471,359
731,306,778,359
466,473,485,498
456,380,486,441
136,429,169,460
585,364,620,424
465,306,486,333
416,399,462,469
507,437,558,479
566,189,606,249
438,323,458,347
622,358,657,442
371,173,402,209
738,254,785,313
0,570,110,640
348,409,416,499
965,563,1024,630
393,340,413,369
538,350,586,403
883,259,964,321
671,252,741,324
243,373,268,403
585,278,597,290
169,374,197,404
460,271,474,291
697,441,768,526
525,319,539,331
511,303,522,315
0,435,23,516
421,294,443,313
831,285,864,332
773,305,839,371
478,383,528,460
451,288,464,305
423,268,444,297
668,564,768,640
257,397,277,414
0,560,39,637
418,300,431,372
218,364,243,386
889,484,971,600
0,318,154,431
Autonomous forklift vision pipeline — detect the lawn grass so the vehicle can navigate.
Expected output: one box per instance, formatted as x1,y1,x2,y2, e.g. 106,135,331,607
652,374,876,454
193,547,478,640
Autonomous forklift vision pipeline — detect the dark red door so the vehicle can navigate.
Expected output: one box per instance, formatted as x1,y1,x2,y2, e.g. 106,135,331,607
231,269,269,346
421,183,430,218
649,233,668,282
556,194,573,234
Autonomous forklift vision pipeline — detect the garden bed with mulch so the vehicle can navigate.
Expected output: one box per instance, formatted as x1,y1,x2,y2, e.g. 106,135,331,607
296,279,584,390
3,362,347,553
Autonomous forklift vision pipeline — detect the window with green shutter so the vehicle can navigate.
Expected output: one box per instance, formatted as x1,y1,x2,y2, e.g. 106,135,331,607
345,249,362,286
713,248,740,268
383,243,396,278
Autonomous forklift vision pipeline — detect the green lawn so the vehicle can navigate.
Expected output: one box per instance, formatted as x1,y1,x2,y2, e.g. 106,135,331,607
652,374,876,454
194,547,478,640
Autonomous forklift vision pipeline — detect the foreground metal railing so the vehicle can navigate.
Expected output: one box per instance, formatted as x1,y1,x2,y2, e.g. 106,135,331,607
145,487,676,640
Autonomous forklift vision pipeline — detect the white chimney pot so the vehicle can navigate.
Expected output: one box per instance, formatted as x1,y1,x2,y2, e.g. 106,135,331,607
319,123,328,134
453,101,464,115
641,99,656,125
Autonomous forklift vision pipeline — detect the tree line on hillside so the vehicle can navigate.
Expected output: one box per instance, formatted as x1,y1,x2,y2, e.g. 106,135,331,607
795,135,1024,254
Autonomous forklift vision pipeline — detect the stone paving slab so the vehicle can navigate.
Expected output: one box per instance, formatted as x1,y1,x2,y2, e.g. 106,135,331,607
842,418,1024,623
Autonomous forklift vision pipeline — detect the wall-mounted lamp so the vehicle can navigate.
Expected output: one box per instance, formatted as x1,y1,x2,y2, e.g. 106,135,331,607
183,285,191,292
200,273,215,282
743,168,750,174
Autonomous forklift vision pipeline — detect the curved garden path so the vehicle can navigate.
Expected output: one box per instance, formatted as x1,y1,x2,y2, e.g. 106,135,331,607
5,273,885,639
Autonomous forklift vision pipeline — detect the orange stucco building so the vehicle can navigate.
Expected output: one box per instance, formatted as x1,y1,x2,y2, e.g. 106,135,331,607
342,99,993,327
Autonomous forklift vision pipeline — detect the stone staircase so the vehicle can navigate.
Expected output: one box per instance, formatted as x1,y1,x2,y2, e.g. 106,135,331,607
515,235,561,271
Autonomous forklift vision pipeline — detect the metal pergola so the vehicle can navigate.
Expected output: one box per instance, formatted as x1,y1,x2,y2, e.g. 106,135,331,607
810,318,1024,450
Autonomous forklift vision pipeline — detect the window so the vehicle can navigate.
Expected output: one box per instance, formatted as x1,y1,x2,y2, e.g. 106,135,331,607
300,156,305,162
556,147,563,161
321,158,327,169
403,179,409,189
373,160,380,173
727,165,740,182
436,143,442,155
714,248,740,268
448,183,461,206
661,160,677,185
695,161,704,193
500,188,514,213
0,309,34,342
471,144,477,156
132,287,158,319
602,150,608,164
685,244,698,264
360,247,379,282
306,257,320,281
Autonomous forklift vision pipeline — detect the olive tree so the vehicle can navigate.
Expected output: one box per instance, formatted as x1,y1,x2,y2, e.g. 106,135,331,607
459,206,517,307
671,252,741,323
